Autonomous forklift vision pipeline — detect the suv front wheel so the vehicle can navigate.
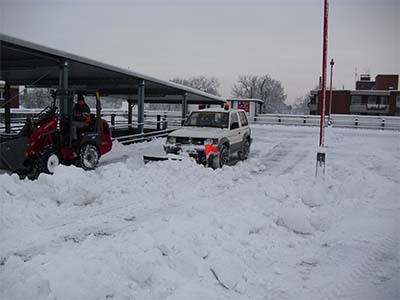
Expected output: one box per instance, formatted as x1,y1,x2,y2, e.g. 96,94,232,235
219,145,229,167
207,144,229,169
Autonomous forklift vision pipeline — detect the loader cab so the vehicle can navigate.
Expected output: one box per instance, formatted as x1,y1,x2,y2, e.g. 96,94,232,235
55,90,112,166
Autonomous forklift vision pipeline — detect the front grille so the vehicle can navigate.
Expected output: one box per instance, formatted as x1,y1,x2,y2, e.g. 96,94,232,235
176,137,204,145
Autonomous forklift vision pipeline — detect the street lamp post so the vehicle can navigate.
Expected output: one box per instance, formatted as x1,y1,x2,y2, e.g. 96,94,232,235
328,58,334,125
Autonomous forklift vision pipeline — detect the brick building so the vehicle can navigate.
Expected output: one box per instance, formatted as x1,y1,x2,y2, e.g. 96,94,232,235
309,74,400,116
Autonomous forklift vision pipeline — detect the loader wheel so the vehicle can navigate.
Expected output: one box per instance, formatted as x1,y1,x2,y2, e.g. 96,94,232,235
238,140,250,161
79,144,99,170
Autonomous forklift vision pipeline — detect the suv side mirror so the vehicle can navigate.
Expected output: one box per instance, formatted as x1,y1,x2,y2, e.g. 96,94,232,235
230,122,239,130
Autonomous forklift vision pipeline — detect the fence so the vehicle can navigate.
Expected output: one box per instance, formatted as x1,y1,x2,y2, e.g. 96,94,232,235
1,109,400,133
0,108,185,133
252,114,400,130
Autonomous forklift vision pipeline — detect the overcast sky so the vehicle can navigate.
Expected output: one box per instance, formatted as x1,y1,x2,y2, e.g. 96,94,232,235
1,0,399,103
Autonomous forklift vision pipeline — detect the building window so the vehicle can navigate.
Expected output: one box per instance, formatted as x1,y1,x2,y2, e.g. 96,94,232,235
367,95,377,104
351,95,361,104
361,95,368,104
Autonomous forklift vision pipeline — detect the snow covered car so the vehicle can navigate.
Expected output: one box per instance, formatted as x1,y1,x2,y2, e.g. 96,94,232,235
163,107,252,168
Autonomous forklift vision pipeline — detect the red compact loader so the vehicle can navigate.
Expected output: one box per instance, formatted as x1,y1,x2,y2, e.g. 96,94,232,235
0,90,112,179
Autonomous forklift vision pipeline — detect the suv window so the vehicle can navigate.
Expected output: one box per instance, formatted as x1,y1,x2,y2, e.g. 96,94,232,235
238,111,248,126
230,112,239,129
185,111,229,128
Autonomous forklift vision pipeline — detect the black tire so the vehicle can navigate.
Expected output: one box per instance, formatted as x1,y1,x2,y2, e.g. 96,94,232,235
238,139,250,161
16,168,38,180
26,167,40,180
207,153,219,170
78,144,99,170
219,145,230,168
23,151,60,180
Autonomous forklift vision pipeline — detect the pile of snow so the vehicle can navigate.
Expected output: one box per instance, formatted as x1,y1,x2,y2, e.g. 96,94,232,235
1,125,399,300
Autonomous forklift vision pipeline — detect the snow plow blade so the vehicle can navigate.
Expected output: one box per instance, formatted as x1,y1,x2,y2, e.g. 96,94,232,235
143,154,183,164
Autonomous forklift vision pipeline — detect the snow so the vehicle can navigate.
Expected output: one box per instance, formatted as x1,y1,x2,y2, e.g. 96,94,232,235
1,125,399,300
168,127,227,139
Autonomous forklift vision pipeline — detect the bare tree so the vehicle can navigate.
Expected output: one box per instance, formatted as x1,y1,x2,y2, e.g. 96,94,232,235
232,75,288,113
148,76,222,111
171,76,221,96
20,88,52,108
291,95,311,115
20,88,124,109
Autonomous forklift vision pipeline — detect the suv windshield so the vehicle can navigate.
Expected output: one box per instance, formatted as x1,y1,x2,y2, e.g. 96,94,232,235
184,112,229,128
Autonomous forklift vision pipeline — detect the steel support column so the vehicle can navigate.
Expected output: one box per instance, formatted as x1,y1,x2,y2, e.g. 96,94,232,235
138,80,145,134
181,92,188,125
58,60,69,115
127,99,133,127
58,60,71,146
4,82,11,133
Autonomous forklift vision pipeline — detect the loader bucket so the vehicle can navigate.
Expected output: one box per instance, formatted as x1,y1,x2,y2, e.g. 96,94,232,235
143,154,183,164
0,136,29,172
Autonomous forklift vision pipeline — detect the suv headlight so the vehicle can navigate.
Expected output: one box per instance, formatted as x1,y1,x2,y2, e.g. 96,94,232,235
204,138,218,145
167,136,176,144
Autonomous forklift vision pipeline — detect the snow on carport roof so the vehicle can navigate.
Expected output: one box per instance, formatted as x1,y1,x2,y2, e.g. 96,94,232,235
227,98,264,103
0,33,226,105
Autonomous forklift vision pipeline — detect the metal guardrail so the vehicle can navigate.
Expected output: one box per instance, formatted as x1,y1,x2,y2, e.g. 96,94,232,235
113,129,173,145
1,109,399,132
252,114,400,130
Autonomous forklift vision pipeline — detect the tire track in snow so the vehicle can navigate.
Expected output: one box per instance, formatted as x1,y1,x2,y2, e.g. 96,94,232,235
317,233,399,300
251,139,309,177
248,138,311,300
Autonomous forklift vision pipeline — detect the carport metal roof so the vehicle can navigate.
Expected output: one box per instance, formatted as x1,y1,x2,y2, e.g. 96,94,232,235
0,33,226,105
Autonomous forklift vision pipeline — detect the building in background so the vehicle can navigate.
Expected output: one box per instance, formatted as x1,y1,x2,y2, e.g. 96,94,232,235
227,98,263,119
309,74,400,116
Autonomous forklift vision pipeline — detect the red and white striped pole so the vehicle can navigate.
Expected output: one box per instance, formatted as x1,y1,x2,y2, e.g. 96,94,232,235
319,0,329,147
316,0,329,177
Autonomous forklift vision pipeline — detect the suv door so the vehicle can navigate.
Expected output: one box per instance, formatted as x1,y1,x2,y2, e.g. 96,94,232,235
238,111,250,136
238,111,249,131
228,111,242,152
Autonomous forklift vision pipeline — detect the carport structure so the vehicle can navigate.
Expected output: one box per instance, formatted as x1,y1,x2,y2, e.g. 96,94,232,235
0,33,225,134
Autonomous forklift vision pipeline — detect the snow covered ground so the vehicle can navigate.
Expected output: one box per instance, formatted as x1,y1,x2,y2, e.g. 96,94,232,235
1,125,399,300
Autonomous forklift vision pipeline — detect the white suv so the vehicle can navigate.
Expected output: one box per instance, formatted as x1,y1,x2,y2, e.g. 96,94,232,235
164,108,252,168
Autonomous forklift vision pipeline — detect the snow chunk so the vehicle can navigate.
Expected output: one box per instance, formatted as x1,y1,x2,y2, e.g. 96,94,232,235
299,182,329,208
276,205,314,235
310,211,333,232
123,252,155,284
